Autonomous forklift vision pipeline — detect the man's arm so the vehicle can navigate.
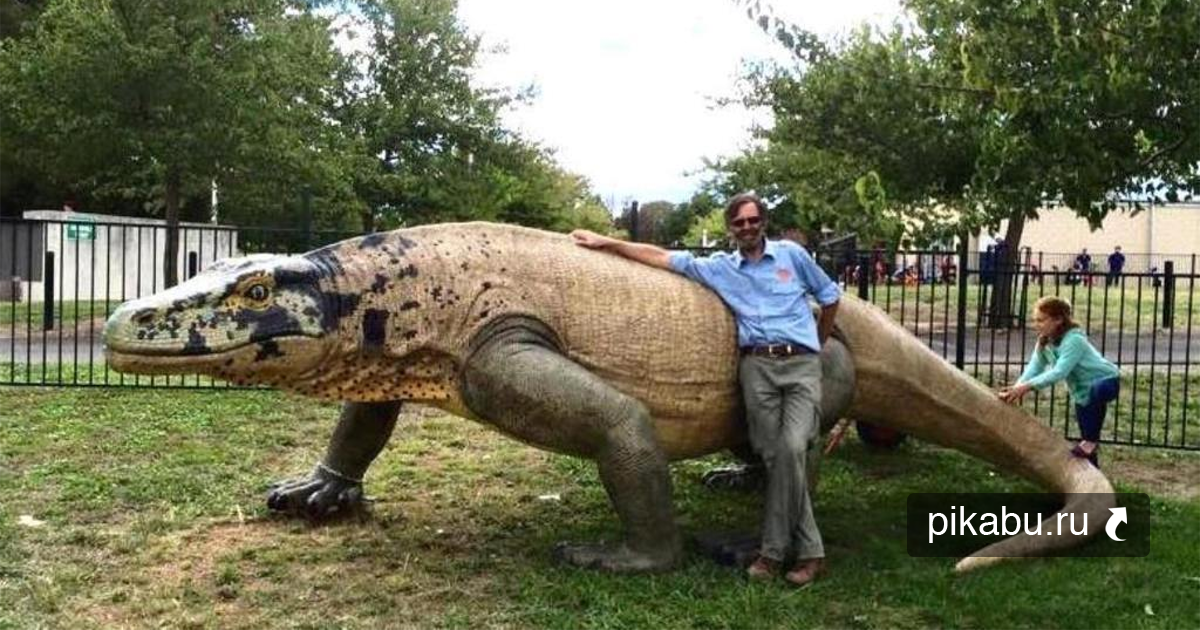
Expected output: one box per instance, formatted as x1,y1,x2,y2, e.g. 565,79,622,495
788,244,841,345
570,229,671,270
817,300,839,345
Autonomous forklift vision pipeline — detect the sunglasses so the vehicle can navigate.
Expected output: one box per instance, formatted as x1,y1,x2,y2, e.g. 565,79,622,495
730,216,763,228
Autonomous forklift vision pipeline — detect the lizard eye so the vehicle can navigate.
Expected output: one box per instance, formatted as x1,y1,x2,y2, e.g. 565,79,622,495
244,284,270,303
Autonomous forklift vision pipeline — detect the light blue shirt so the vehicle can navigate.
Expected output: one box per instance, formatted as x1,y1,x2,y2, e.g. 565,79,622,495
668,239,841,351
1017,328,1120,405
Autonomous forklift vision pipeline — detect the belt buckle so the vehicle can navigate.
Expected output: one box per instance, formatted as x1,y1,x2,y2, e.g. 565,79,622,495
768,344,787,358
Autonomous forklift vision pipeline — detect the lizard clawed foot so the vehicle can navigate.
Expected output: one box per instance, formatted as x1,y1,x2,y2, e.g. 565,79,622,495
266,465,366,520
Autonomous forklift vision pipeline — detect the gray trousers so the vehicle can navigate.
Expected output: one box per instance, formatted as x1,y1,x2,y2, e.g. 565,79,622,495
739,353,825,561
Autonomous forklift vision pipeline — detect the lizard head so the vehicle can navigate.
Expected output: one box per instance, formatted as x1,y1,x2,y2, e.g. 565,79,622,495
103,254,340,384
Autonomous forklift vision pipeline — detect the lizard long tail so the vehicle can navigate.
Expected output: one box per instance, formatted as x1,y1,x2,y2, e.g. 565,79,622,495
836,297,1115,572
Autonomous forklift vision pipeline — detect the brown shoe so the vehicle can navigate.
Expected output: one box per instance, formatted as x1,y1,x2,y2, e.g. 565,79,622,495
784,558,825,589
746,555,781,581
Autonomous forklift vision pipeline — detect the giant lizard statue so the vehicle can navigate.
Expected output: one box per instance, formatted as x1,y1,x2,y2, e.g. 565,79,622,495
102,222,1114,573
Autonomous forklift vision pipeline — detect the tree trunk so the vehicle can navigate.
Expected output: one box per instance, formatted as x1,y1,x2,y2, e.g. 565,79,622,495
163,168,181,289
986,210,1025,329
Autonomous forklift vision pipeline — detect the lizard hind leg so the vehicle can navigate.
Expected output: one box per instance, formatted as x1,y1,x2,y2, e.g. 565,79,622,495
460,318,683,572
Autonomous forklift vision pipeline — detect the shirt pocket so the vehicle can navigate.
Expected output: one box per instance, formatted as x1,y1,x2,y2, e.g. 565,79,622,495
769,264,802,295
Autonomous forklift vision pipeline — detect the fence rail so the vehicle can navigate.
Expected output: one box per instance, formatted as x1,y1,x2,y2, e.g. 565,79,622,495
814,244,1198,451
3,217,1198,450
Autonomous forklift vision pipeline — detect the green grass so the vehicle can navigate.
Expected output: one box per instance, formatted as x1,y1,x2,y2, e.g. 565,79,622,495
969,369,1200,450
1,388,1198,629
0,300,124,327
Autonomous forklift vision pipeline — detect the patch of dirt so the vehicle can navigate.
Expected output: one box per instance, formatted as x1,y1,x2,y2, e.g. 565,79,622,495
144,519,283,585
1104,447,1200,501
75,519,285,627
77,511,513,628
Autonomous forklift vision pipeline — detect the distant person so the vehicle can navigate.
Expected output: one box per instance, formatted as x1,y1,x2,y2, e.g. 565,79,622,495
1074,248,1092,286
939,254,956,284
1106,246,1126,287
993,238,1009,276
980,245,996,285
998,296,1119,467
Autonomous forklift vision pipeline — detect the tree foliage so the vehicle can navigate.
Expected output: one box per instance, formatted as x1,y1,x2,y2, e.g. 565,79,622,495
722,0,1199,325
0,0,611,246
1,0,351,283
681,207,727,248
909,0,1200,225
723,0,1199,246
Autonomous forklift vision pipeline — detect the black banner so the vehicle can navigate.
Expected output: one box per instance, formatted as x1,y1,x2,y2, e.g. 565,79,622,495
906,493,1150,557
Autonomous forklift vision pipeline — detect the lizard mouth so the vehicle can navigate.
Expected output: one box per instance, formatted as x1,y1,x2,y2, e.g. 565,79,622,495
105,335,321,375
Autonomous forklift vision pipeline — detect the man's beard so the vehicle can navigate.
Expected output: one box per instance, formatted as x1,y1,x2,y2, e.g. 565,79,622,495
737,233,764,252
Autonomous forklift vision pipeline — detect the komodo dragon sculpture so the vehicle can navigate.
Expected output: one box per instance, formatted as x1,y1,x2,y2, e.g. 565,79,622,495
103,222,1114,573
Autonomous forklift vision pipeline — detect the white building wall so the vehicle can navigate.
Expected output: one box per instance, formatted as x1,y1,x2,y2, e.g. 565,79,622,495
17,211,239,304
994,203,1200,273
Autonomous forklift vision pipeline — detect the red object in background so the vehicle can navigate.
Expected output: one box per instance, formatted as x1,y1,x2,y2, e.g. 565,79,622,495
855,421,907,449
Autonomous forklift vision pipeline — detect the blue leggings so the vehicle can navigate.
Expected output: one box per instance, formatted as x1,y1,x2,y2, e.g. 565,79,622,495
1075,377,1121,441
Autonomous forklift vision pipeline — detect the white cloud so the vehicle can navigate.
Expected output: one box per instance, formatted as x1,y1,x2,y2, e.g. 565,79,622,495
458,0,902,207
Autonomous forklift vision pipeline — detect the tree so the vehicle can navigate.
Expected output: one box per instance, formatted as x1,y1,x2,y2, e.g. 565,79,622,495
478,137,613,233
909,0,1200,325
617,200,676,244
717,23,982,245
1,0,347,285
682,207,727,248
1,0,55,216
656,191,721,246
729,0,1200,325
3,0,607,246
0,0,46,40
337,0,534,230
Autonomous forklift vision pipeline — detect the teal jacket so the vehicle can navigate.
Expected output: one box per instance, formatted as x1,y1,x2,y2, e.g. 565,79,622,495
1018,328,1119,405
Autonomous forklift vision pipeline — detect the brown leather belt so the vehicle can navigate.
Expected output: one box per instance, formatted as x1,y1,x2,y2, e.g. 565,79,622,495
740,343,813,358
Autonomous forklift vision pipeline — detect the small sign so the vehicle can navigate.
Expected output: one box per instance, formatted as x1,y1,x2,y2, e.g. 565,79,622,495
66,216,95,240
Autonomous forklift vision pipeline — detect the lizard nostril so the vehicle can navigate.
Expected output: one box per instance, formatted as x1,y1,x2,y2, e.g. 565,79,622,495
132,308,157,326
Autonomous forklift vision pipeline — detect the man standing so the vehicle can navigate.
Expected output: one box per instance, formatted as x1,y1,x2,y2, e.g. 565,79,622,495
1106,246,1126,287
570,192,841,588
1075,248,1093,286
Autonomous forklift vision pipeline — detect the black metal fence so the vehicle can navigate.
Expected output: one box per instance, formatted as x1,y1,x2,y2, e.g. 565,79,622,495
3,217,1197,450
814,245,1198,451
0,216,358,390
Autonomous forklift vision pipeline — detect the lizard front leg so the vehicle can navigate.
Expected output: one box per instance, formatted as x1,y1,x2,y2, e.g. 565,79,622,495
267,400,401,518
461,319,683,572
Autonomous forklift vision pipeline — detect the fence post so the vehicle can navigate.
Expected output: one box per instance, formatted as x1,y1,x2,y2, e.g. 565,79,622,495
628,200,640,243
1162,261,1175,329
1016,248,1032,328
955,236,969,369
1037,251,1045,293
43,251,55,331
187,251,199,280
857,251,870,300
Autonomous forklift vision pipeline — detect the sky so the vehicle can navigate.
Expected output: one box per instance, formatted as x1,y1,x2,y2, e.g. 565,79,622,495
456,0,902,209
